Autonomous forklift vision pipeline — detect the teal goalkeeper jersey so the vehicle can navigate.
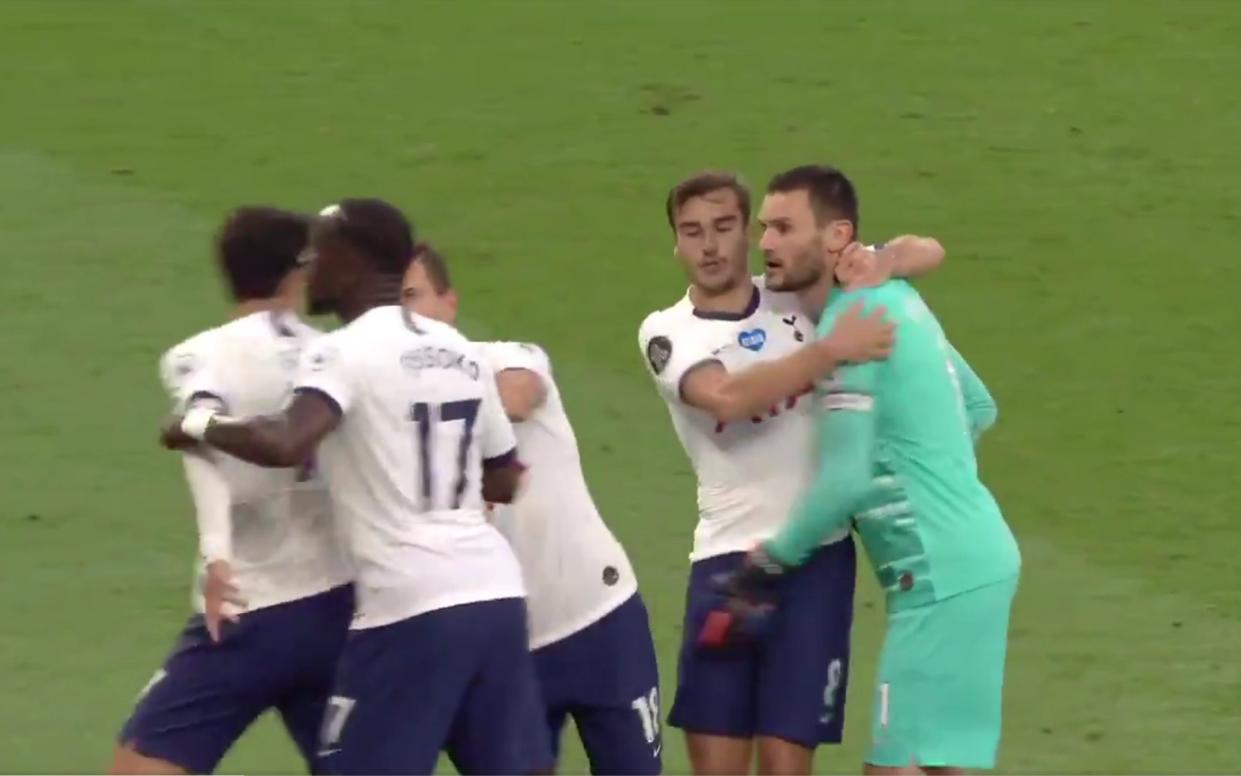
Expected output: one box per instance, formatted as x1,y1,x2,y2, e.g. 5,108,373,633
768,280,1020,611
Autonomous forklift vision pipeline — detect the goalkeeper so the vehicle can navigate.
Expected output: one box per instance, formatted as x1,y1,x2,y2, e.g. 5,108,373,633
711,165,1022,774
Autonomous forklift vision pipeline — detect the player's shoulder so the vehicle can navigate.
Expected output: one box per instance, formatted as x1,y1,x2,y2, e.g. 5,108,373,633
280,313,323,342
224,310,323,345
159,325,223,394
483,340,552,376
332,306,463,346
638,291,695,342
419,314,471,344
295,313,359,377
824,281,941,345
829,279,920,316
160,326,217,365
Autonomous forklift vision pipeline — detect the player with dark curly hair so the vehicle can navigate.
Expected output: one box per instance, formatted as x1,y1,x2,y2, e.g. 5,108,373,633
111,206,352,775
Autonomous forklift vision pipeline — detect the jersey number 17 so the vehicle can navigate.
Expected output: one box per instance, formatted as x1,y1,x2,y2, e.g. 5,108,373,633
409,399,480,511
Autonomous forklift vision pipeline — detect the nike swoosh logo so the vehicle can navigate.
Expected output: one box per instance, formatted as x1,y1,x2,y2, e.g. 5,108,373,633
318,748,341,758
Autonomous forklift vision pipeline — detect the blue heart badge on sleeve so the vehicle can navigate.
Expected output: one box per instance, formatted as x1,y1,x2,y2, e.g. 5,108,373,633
738,329,767,352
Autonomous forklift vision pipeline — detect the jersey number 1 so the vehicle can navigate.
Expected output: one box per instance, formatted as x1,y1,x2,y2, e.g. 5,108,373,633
409,399,481,511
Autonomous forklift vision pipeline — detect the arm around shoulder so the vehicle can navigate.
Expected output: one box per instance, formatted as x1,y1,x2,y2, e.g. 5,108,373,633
194,390,341,467
676,302,894,424
883,235,945,280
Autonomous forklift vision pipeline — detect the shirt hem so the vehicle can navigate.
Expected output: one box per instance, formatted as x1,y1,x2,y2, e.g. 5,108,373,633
193,571,351,615
688,528,851,563
350,588,526,631
885,571,1021,614
528,580,639,650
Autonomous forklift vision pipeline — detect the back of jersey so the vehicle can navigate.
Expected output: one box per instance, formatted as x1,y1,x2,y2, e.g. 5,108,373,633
482,342,638,649
160,311,348,612
820,281,1020,608
295,307,524,630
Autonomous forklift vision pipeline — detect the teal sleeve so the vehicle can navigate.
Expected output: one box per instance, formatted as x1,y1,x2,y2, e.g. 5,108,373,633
948,345,996,440
765,398,876,568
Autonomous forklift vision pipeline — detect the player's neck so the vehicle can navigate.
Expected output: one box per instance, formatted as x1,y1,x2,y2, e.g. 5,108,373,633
797,273,837,324
230,298,292,321
337,276,404,323
689,277,756,316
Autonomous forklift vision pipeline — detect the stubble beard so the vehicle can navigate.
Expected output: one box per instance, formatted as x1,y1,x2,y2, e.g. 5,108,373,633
769,256,823,293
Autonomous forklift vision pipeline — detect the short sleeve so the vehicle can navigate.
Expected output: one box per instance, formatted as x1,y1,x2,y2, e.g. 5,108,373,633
638,314,723,401
477,360,519,467
486,341,551,382
293,336,352,416
159,341,229,413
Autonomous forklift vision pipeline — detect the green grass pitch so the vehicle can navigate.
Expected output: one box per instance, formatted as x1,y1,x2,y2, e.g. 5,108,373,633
1,1,1238,772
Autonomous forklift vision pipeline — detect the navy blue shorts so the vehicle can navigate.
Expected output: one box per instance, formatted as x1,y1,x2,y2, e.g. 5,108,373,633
318,597,549,776
532,593,661,775
668,538,856,748
118,584,354,774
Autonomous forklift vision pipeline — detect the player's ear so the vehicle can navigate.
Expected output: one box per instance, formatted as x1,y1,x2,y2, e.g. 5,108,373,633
823,220,853,254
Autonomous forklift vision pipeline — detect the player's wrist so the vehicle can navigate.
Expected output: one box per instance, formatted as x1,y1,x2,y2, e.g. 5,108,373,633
749,543,789,575
183,406,238,441
200,531,231,565
815,336,844,370
875,247,898,279
181,406,219,440
733,544,787,594
202,553,231,570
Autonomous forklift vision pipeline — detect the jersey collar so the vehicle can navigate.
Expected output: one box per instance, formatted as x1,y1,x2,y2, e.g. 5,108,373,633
691,284,760,321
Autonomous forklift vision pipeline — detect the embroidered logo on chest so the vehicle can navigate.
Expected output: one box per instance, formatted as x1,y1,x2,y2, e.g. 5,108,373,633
738,329,767,352
782,314,806,342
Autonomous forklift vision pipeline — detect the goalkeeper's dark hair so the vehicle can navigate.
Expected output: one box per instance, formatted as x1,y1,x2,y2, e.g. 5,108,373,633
766,164,860,238
412,242,453,292
318,198,415,275
215,206,310,301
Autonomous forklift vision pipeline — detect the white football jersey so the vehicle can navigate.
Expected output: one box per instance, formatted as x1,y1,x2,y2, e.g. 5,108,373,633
638,277,850,561
482,342,638,649
160,311,350,613
295,306,524,630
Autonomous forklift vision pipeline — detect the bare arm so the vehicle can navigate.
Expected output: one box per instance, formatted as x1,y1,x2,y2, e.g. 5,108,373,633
495,368,546,422
483,456,525,504
881,235,945,279
682,351,820,424
163,390,340,468
681,303,893,424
